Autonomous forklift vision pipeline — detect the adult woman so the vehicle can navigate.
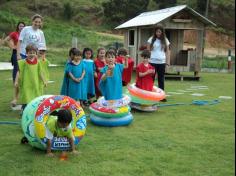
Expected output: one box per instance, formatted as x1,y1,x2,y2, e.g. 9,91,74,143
17,14,46,60
147,25,170,102
2,22,25,106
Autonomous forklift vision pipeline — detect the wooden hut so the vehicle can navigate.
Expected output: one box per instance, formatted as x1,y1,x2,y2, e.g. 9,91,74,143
115,5,216,79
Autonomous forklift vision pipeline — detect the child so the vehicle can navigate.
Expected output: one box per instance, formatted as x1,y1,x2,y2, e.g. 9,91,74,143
116,48,134,86
68,47,76,62
46,109,78,156
94,47,106,99
38,46,50,95
60,48,87,105
60,47,77,95
82,48,96,105
15,44,46,110
99,49,128,100
135,49,155,91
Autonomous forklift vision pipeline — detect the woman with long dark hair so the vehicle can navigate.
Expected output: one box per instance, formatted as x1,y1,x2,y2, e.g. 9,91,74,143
2,21,25,106
147,25,170,102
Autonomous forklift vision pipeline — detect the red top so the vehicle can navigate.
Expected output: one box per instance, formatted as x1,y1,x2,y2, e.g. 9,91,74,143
94,58,106,96
116,56,134,85
135,63,154,91
9,31,19,46
26,57,38,65
94,58,106,81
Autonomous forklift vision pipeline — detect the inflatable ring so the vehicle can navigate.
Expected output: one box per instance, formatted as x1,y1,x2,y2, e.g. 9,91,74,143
90,113,133,127
22,95,86,150
89,103,130,118
130,102,158,112
97,94,131,108
128,94,157,105
127,83,166,102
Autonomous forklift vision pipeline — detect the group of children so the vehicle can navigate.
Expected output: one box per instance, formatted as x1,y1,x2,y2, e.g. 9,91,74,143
59,47,156,105
16,43,157,156
60,47,134,105
14,44,156,108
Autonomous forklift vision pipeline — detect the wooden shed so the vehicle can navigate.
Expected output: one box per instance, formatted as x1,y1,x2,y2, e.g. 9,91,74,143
115,5,216,78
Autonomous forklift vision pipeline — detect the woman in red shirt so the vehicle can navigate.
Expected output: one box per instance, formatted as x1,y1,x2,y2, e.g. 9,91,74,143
136,49,155,91
2,22,25,106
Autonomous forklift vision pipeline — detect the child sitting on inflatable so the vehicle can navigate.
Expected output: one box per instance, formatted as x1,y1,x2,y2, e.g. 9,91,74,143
135,49,155,91
90,50,133,127
99,49,128,100
46,109,78,156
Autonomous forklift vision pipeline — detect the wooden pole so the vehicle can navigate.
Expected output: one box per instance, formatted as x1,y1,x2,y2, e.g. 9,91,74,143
195,29,204,77
202,0,210,62
227,49,232,72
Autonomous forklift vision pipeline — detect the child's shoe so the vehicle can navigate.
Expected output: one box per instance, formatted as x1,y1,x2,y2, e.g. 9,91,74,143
20,136,28,144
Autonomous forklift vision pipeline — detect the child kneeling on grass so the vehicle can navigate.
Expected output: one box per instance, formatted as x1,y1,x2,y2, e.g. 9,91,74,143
46,109,78,157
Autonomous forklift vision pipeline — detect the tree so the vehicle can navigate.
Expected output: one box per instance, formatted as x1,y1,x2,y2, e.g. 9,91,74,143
103,0,150,26
196,0,206,15
153,0,177,9
63,2,73,20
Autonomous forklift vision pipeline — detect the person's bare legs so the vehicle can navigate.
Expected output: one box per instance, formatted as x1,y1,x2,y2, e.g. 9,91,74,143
11,86,19,106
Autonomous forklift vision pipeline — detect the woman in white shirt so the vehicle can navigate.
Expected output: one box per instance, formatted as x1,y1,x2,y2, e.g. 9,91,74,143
17,14,46,60
147,25,170,102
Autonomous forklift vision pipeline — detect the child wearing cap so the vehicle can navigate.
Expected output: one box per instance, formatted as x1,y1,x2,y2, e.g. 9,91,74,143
38,45,50,94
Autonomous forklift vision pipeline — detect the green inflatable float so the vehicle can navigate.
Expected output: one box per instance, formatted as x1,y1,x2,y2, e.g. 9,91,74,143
21,95,86,150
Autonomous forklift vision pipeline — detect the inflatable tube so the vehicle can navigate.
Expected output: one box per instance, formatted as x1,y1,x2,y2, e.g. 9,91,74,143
130,102,158,112
127,83,165,102
90,113,133,127
97,94,131,108
89,103,130,118
128,94,157,105
22,95,86,150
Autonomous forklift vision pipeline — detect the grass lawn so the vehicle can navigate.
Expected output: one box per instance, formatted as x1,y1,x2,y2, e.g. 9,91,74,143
0,67,235,176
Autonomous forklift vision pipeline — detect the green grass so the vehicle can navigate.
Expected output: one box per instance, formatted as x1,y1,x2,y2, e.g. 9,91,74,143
0,67,234,176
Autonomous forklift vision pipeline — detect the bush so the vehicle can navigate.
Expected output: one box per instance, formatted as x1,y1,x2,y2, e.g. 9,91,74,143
202,55,235,69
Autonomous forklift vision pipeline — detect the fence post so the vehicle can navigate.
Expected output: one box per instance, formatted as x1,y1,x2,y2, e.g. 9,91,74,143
227,49,232,72
72,35,78,48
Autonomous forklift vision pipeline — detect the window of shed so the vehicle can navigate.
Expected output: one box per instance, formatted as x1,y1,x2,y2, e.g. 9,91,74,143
129,30,135,46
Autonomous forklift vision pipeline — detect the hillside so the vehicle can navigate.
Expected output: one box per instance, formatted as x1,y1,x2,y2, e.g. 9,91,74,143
0,0,234,57
0,0,235,31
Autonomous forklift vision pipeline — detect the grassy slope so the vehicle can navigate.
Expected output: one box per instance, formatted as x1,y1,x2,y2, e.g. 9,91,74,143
0,67,234,176
0,0,122,64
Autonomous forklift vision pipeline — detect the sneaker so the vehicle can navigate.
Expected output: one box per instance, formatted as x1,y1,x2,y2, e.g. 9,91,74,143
10,99,17,107
160,98,167,102
20,136,28,144
11,104,22,111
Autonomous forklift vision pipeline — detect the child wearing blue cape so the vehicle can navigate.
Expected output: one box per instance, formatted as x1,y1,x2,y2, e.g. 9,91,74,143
82,48,96,105
60,48,76,96
60,48,87,104
99,49,128,100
